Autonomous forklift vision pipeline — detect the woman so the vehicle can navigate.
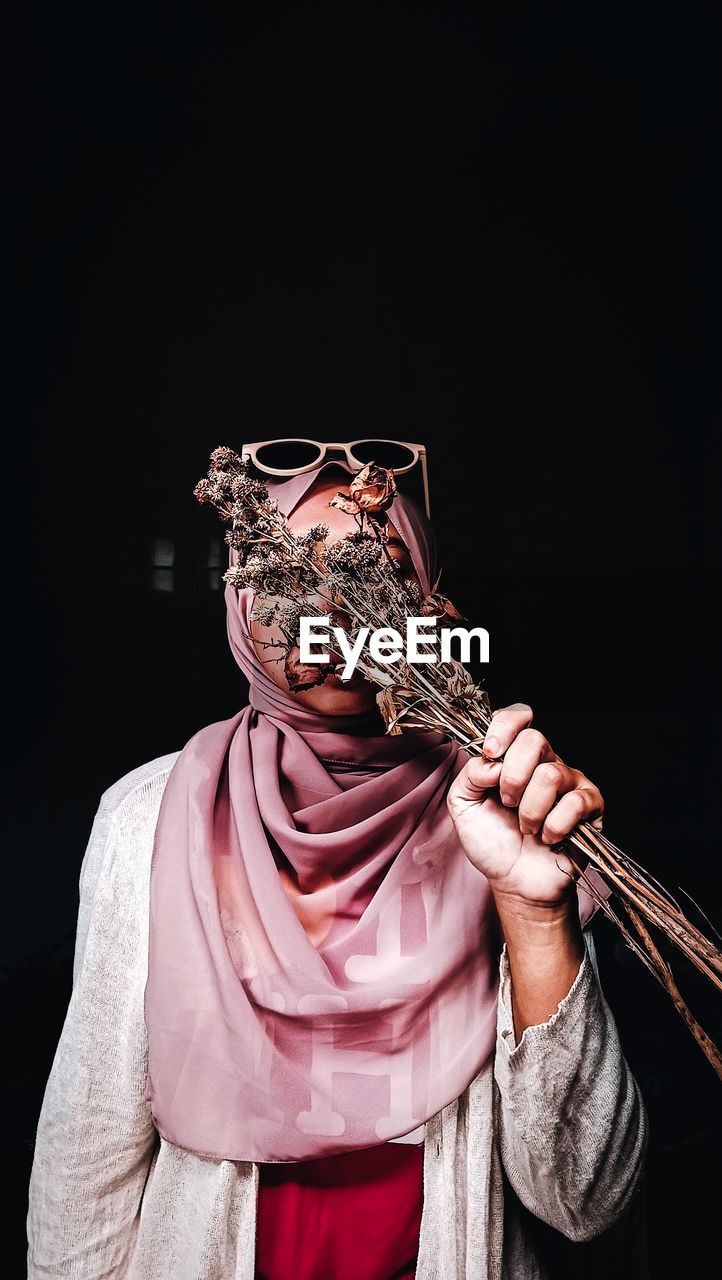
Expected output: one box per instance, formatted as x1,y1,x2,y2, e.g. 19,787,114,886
26,454,648,1279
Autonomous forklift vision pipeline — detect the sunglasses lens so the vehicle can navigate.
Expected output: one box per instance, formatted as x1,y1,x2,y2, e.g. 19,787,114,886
351,440,416,470
254,441,324,471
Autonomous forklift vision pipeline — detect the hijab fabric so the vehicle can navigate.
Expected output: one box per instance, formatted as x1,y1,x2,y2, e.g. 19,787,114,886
144,462,601,1162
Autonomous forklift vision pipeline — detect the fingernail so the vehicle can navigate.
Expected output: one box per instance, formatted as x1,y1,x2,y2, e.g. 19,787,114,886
483,736,500,757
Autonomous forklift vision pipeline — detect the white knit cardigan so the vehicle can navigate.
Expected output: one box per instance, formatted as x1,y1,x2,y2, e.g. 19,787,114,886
26,753,648,1279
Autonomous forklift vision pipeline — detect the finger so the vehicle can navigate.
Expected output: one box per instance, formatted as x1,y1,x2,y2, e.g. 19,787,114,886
541,784,604,845
498,728,555,808
482,703,533,759
516,761,573,835
448,756,503,807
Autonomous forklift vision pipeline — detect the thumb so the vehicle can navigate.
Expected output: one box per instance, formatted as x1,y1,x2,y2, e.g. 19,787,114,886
448,756,503,807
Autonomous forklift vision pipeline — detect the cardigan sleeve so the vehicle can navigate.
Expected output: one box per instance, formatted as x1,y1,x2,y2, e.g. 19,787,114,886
26,771,166,1278
493,925,649,1243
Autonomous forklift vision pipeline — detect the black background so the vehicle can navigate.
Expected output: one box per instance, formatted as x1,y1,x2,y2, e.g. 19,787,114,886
9,3,722,1276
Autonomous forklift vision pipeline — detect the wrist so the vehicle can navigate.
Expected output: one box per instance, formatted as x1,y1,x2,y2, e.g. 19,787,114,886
492,894,585,1039
491,886,581,930
492,890,584,964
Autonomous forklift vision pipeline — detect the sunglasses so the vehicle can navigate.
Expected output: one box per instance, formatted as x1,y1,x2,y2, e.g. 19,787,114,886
241,439,431,518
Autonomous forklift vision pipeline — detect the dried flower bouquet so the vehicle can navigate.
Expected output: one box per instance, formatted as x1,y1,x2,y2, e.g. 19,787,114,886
195,446,722,1080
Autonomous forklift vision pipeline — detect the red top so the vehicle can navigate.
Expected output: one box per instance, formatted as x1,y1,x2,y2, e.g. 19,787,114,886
255,1141,425,1280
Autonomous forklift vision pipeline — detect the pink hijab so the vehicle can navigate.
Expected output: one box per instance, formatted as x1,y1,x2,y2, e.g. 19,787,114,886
144,463,601,1163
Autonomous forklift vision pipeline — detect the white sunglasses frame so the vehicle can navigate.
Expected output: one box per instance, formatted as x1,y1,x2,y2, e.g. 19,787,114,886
241,438,431,518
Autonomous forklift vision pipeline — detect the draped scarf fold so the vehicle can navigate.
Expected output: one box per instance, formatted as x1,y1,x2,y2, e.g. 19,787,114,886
144,462,600,1162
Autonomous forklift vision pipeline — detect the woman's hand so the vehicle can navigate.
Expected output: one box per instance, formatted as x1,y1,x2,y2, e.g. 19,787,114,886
447,703,604,911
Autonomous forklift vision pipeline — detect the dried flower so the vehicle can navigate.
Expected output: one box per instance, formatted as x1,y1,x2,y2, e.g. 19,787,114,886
210,445,243,471
223,562,254,590
349,463,397,513
284,646,330,692
194,444,722,1083
420,592,466,621
329,493,359,516
295,523,330,548
324,534,383,578
445,663,489,709
251,596,305,637
376,684,415,735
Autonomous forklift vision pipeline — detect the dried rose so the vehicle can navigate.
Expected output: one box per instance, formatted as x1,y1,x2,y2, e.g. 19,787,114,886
329,492,359,515
348,463,397,513
284,646,331,693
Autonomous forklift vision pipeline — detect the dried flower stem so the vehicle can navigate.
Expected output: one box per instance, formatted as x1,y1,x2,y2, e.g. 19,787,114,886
621,900,722,1080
